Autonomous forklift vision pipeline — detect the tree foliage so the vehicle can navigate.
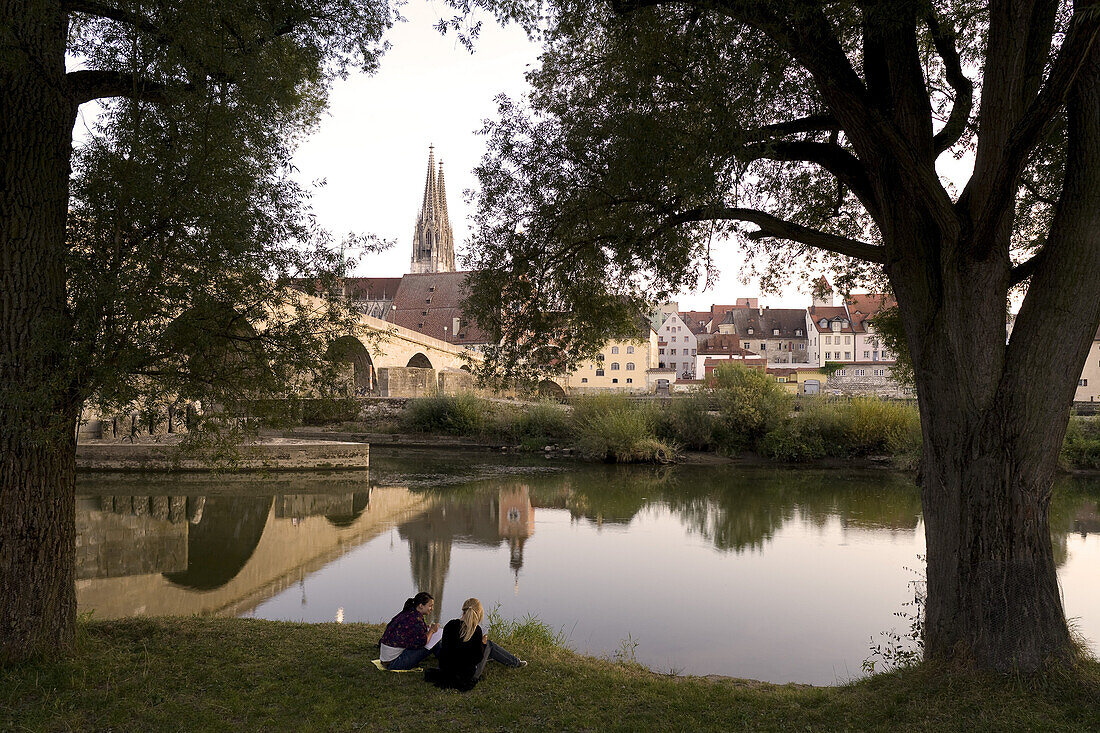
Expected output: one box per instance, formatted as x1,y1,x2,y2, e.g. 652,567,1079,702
62,0,396,428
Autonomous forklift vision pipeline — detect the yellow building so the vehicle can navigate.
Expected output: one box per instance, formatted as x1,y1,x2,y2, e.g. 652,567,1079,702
562,329,659,394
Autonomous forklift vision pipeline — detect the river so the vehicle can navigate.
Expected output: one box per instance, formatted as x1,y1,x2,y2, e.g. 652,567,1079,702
74,451,1100,684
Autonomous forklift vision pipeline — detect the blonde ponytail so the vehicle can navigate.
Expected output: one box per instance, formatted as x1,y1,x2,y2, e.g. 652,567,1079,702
459,598,484,642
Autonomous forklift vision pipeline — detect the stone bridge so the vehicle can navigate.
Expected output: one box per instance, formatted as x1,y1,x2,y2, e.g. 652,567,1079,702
327,310,482,397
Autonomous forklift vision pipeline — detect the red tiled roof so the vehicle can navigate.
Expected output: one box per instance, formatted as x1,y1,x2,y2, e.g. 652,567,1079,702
807,305,862,334
343,277,402,301
389,272,490,345
845,293,895,318
698,333,762,357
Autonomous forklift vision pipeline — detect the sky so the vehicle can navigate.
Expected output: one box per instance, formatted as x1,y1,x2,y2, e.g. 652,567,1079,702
290,1,820,310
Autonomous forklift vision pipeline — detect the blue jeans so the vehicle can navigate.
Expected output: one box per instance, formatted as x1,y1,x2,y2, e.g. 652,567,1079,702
473,641,523,679
384,643,439,670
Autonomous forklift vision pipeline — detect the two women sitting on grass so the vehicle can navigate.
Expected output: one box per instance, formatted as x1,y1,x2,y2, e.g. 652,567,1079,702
379,592,526,689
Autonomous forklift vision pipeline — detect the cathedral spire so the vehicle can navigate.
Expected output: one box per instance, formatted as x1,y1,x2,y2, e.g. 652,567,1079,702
411,145,456,274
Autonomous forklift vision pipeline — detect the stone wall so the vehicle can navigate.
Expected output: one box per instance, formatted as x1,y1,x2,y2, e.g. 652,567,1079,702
824,367,912,397
377,367,436,397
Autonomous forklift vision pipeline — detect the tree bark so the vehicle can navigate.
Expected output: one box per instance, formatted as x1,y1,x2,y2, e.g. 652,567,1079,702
1,0,81,662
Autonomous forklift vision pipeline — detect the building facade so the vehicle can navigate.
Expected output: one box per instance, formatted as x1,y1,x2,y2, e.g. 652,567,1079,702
656,312,698,378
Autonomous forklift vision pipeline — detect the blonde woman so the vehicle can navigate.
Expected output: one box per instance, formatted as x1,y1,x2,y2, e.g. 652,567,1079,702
424,598,526,690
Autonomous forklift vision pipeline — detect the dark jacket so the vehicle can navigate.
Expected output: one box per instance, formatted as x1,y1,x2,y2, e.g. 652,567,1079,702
424,619,487,691
379,608,429,649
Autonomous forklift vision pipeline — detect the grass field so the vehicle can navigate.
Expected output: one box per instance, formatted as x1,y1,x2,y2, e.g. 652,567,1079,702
3,618,1099,731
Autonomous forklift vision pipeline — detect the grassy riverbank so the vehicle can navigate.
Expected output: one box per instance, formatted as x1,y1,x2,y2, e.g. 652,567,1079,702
4,618,1098,731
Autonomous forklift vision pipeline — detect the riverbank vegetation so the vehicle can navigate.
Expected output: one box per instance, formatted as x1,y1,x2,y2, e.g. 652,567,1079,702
316,364,1100,470
3,618,1097,731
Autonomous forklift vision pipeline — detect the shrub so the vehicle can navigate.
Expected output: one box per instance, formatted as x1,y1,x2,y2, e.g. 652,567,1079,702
572,394,677,463
498,401,572,442
654,394,716,450
797,397,921,457
1062,416,1100,469
708,364,793,450
401,393,488,435
756,420,827,461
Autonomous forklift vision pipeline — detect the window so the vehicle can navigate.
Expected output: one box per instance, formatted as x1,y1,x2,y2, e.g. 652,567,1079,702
844,352,851,359
824,352,831,359
626,378,633,383
773,328,780,336
854,368,866,376
670,349,677,355
417,322,424,329
611,346,619,354
760,343,766,351
627,346,634,354
1080,379,1089,386
428,286,436,292
825,336,832,344
864,351,870,359
799,344,805,350
796,329,803,336
612,378,619,383
692,349,697,355
777,376,787,383
743,342,750,349
669,362,676,370
425,297,432,304
596,369,604,376
659,362,665,368
671,336,677,342
611,362,620,370
747,328,754,334
422,310,429,316
659,348,665,355
581,377,588,383
837,369,846,376
626,362,635,371
874,369,885,376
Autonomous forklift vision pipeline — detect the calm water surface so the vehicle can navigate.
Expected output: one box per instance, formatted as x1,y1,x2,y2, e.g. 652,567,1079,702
75,452,1100,684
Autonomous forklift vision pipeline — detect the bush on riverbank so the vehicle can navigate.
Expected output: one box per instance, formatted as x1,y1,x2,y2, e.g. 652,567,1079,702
573,394,676,462
4,618,1098,731
1062,416,1100,469
401,393,490,435
755,398,921,461
709,364,793,451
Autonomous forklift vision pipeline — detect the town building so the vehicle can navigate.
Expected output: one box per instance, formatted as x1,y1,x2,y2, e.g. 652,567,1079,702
388,272,489,350
1075,327,1100,402
563,328,660,394
656,312,698,379
695,333,765,377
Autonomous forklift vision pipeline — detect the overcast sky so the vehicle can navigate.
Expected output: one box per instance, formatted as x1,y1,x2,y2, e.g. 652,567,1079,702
290,1,831,310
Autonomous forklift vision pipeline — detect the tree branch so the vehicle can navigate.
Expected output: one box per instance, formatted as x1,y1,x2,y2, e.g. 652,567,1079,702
738,114,839,143
926,10,974,155
64,0,161,33
667,206,885,262
1010,248,1047,287
971,8,1100,249
737,140,878,214
66,69,189,105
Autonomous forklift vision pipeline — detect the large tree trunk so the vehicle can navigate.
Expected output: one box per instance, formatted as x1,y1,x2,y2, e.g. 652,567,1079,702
888,29,1100,672
0,1,80,662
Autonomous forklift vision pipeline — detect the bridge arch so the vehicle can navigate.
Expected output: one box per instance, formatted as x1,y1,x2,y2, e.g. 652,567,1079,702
407,352,433,369
327,335,376,396
536,379,566,401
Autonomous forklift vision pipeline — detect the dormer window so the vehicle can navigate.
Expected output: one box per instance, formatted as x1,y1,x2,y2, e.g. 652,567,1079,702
425,297,432,304
428,286,436,292
772,328,780,336
747,328,753,334
795,329,803,336
819,319,829,328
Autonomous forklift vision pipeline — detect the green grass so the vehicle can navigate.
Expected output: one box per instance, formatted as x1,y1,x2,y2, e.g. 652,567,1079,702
3,618,1099,731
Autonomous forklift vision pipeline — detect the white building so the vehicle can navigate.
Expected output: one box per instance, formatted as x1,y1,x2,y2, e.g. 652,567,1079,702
656,312,699,379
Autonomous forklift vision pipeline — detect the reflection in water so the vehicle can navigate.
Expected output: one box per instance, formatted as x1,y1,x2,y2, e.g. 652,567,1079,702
401,485,535,617
164,495,274,590
75,459,1100,684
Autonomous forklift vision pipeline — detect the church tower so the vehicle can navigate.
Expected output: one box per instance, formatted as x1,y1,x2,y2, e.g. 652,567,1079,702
410,145,456,274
